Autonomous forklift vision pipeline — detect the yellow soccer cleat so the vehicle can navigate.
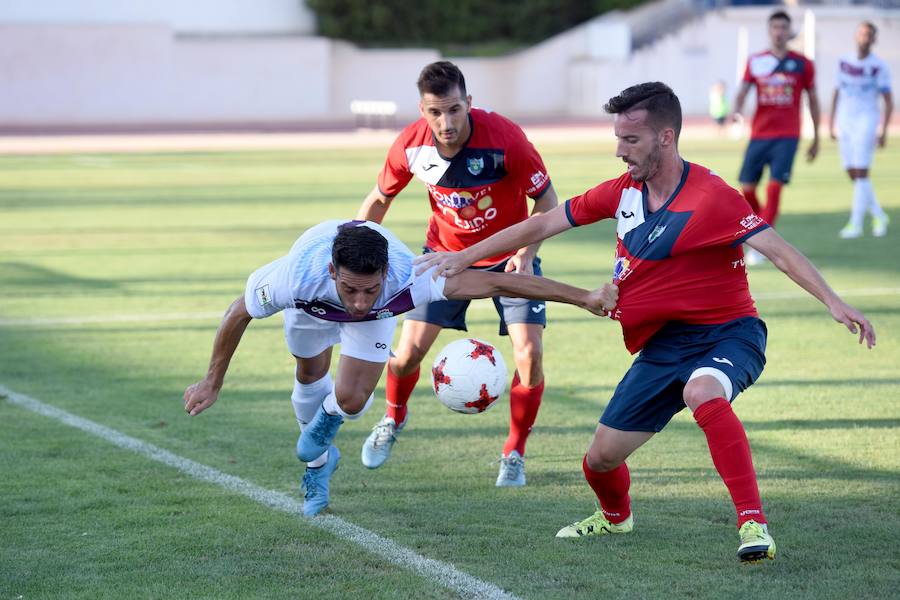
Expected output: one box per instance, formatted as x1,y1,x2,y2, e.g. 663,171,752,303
737,520,776,563
556,509,633,538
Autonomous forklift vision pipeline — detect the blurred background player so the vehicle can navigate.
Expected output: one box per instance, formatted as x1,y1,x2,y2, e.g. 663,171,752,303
733,10,820,264
830,21,893,239
356,61,558,487
418,82,875,562
183,220,618,517
708,80,729,133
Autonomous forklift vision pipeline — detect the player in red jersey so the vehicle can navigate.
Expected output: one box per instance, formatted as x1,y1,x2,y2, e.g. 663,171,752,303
418,82,875,562
356,61,558,486
733,10,820,263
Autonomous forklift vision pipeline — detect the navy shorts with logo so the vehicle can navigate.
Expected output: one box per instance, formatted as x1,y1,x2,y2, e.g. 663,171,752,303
405,250,547,336
738,137,800,184
600,317,767,433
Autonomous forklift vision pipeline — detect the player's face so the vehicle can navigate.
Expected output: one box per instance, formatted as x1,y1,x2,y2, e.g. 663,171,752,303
855,24,876,53
768,18,791,50
330,265,386,319
420,87,472,149
614,109,663,183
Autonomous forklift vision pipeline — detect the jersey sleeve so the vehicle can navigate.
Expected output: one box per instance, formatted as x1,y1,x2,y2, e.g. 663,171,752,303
689,185,769,248
244,255,295,319
410,267,448,306
508,127,551,198
877,61,892,93
564,179,623,227
376,134,414,198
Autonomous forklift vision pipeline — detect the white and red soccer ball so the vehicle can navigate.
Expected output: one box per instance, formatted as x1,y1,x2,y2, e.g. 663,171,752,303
431,338,507,414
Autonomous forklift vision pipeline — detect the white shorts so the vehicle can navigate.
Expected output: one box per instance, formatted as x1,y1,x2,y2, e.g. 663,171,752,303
283,308,396,364
838,117,878,169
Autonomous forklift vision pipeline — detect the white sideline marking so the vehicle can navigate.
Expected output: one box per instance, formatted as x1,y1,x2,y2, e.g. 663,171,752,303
2,287,899,328
1,385,519,600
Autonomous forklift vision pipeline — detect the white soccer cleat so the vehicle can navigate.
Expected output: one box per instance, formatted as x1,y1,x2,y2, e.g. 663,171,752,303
872,214,889,238
496,450,526,487
839,223,863,239
361,415,404,469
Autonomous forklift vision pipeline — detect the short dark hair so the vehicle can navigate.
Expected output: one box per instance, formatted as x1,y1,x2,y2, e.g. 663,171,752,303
332,224,388,274
769,10,791,24
417,61,467,97
861,21,877,35
603,82,682,141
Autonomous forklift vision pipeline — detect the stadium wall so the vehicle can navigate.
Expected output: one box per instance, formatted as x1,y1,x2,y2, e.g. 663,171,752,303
0,6,897,129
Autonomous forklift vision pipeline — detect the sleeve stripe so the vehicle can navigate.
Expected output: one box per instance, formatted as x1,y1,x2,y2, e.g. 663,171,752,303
564,199,580,227
731,223,770,247
531,179,552,200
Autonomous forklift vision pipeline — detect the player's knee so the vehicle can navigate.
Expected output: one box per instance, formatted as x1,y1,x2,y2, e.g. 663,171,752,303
392,343,430,372
585,449,622,473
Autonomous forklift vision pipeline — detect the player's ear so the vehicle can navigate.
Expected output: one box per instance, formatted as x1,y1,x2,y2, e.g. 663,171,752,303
466,95,473,110
660,127,676,148
328,263,337,281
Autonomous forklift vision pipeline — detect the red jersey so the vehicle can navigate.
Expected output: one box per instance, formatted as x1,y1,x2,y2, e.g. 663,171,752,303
743,50,815,139
378,108,551,267
565,162,769,354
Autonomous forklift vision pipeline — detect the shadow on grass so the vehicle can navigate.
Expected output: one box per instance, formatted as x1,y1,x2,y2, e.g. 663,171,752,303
0,262,118,290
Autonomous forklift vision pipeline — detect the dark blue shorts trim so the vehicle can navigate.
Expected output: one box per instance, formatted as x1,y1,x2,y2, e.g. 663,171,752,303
599,317,767,433
738,137,800,185
404,250,547,336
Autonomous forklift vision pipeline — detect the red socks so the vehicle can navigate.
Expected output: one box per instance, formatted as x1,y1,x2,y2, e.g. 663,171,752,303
502,372,544,456
742,187,760,213
761,180,783,226
385,365,419,426
582,456,632,523
694,398,766,526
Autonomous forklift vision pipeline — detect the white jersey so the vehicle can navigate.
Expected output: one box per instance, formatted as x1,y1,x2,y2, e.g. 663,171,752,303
835,53,892,125
244,220,446,321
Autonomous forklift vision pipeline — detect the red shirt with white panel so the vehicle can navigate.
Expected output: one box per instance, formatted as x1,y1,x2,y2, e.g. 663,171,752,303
377,108,551,267
743,50,816,139
565,162,769,354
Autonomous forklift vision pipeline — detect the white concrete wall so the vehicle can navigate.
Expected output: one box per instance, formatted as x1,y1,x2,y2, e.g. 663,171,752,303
0,0,315,34
0,6,898,127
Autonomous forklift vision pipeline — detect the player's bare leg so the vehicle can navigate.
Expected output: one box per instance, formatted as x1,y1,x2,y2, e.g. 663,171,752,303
497,322,544,486
557,426,653,537
686,374,775,562
361,319,442,468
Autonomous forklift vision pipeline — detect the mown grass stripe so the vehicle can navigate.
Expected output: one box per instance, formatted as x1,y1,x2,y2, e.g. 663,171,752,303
1,384,521,600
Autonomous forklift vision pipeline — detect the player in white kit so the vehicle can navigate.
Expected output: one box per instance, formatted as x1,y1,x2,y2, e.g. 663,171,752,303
183,220,617,516
829,22,893,239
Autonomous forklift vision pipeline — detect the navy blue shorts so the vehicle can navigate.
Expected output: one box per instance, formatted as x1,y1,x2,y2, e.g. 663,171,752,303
405,251,547,336
600,317,767,433
738,137,800,184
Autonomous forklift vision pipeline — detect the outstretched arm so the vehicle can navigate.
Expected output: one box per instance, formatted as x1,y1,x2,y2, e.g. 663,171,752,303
746,229,875,348
184,296,254,415
442,269,617,317
356,185,394,224
506,185,559,274
416,204,573,277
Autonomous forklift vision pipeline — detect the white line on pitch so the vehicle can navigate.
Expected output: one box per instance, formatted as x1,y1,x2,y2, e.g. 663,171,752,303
0,385,520,600
1,286,898,328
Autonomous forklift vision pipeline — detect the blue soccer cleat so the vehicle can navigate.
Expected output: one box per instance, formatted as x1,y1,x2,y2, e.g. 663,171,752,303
301,445,341,517
297,404,344,462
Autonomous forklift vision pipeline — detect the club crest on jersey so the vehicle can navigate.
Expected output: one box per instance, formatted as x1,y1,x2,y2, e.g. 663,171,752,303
467,157,484,176
648,225,667,244
375,309,394,319
255,284,272,306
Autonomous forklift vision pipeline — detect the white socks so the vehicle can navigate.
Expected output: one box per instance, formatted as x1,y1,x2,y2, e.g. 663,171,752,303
323,389,374,420
851,178,886,228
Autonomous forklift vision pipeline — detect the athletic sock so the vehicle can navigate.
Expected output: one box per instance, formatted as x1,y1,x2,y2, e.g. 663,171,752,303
582,455,632,524
742,187,761,213
502,372,544,456
323,390,372,420
693,397,766,527
858,177,886,220
849,178,868,228
761,180,783,226
385,365,419,425
291,373,334,427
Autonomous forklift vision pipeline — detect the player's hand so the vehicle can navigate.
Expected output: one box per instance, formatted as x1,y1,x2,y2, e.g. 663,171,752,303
414,251,471,278
730,112,744,125
584,283,618,316
878,132,887,148
828,126,837,141
806,138,819,162
828,301,876,349
184,379,220,416
504,250,535,275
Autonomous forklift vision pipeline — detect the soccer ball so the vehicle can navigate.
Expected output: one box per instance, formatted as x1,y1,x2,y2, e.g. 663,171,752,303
431,338,507,414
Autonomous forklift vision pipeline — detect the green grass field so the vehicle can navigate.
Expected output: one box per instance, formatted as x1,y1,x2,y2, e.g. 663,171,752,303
1,136,898,599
